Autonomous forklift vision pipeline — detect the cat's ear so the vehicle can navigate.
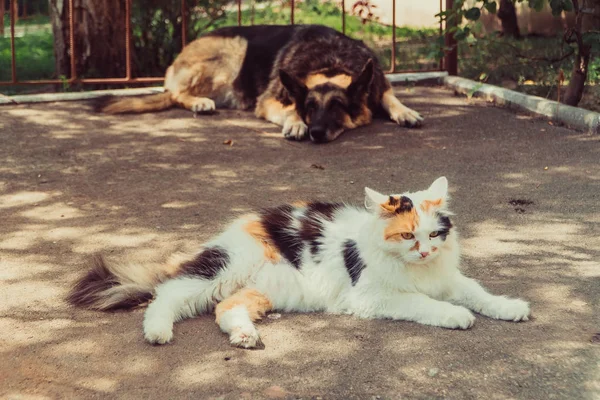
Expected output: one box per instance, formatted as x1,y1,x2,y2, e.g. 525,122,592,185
421,177,449,212
365,187,397,214
365,187,388,211
427,176,448,199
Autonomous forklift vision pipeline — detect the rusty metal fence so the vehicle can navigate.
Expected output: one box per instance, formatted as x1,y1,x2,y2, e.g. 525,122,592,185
0,0,457,88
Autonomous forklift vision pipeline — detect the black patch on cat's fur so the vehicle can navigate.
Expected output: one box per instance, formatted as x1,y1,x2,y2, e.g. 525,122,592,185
300,202,341,256
261,205,303,268
397,196,414,213
343,240,366,285
436,214,453,241
388,196,399,207
181,247,229,279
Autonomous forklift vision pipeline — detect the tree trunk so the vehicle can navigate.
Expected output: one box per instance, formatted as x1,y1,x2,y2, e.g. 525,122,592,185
563,0,599,106
49,0,130,82
498,0,521,39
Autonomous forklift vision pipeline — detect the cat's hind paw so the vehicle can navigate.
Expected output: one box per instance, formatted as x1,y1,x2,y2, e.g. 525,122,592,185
487,298,530,322
229,326,263,349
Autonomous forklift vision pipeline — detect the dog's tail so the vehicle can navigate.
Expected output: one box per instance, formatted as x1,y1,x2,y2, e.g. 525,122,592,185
93,92,175,114
67,253,189,311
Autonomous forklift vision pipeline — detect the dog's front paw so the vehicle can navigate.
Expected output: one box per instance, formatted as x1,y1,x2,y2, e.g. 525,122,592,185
229,326,263,349
282,119,308,140
438,305,476,329
144,320,174,345
486,298,530,322
390,105,424,128
191,98,216,113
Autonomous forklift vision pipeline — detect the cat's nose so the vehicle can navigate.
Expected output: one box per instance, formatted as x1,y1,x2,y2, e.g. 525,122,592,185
420,251,430,258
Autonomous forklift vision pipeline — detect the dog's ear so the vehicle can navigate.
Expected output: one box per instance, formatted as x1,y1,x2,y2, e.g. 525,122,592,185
348,59,374,99
279,69,308,104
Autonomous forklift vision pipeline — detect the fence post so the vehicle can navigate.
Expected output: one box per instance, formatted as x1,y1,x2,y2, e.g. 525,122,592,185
444,0,458,75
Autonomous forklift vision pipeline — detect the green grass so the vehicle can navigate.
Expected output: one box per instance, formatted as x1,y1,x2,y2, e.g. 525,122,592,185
2,13,50,27
209,1,440,71
0,14,54,93
0,33,55,81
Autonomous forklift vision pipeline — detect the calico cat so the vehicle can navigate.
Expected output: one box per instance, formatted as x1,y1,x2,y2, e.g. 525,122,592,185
68,177,530,348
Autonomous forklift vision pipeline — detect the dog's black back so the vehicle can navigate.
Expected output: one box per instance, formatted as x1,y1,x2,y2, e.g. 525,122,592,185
203,25,388,111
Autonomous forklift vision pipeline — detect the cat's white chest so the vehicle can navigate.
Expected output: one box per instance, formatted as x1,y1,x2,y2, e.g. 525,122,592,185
405,260,454,300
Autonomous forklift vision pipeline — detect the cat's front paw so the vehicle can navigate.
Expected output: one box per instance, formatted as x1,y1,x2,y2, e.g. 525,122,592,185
143,316,174,345
486,297,530,322
439,306,476,329
229,326,263,349
144,324,174,344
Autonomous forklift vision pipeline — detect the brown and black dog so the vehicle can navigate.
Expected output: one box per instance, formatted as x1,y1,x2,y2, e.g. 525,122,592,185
96,24,423,143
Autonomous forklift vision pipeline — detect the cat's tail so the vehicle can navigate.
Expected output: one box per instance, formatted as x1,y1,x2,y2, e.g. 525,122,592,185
67,253,189,311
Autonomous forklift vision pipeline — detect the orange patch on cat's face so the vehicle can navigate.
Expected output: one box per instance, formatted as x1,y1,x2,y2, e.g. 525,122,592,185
420,198,442,212
384,210,419,241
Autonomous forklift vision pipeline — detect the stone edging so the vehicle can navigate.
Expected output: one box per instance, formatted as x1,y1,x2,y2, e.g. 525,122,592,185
0,87,164,105
443,76,600,134
387,71,448,85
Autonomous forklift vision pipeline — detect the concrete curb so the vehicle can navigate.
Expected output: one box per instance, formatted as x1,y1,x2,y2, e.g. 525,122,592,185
444,76,600,134
388,71,448,85
0,87,164,105
0,72,447,106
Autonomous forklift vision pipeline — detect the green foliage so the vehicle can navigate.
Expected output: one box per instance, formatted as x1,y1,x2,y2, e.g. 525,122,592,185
528,0,546,11
464,7,481,21
437,0,575,42
0,27,55,83
435,0,599,110
458,33,600,111
588,56,600,82
484,2,497,14
2,13,50,27
1,1,439,93
548,0,573,15
459,34,566,84
211,0,439,71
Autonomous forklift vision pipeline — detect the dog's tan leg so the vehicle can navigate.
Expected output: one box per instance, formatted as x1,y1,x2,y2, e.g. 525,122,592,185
381,88,424,127
174,92,216,113
256,98,308,140
215,288,273,348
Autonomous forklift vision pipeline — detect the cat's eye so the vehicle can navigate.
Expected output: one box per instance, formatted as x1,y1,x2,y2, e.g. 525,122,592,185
401,233,414,240
429,232,439,238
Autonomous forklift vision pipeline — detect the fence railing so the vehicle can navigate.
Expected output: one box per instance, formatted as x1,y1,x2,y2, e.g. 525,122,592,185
0,0,457,88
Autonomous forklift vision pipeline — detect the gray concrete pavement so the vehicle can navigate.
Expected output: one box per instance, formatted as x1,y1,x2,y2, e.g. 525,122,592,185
1,87,599,399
